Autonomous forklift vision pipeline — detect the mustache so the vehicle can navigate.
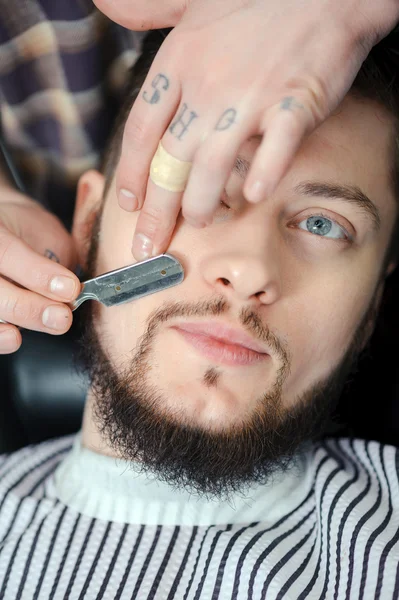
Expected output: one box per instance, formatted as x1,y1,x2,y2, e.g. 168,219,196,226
145,295,291,367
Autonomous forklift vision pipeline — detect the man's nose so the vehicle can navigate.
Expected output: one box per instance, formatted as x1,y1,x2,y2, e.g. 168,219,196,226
201,251,281,305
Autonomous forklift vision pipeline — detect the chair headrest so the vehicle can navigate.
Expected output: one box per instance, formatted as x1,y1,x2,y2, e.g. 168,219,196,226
1,322,88,448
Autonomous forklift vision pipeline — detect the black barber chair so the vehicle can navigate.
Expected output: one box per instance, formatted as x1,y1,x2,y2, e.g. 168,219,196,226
0,316,88,453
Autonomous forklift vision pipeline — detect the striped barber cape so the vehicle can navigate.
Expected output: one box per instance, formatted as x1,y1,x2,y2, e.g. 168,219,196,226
0,432,398,599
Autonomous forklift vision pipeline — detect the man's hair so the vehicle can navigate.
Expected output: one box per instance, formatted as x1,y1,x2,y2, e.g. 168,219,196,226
101,26,399,264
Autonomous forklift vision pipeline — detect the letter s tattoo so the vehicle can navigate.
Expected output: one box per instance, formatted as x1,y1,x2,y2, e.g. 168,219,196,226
143,74,170,105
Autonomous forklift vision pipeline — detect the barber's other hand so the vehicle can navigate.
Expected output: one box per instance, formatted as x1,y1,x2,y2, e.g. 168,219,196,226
96,0,399,260
0,189,80,354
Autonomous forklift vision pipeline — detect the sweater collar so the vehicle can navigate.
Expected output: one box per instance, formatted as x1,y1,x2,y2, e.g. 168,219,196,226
54,431,313,526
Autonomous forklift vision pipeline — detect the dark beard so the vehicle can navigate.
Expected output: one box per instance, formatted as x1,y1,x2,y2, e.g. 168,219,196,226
76,213,376,502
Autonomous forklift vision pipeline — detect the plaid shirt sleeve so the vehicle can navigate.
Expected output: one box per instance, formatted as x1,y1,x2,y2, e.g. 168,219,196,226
0,0,145,226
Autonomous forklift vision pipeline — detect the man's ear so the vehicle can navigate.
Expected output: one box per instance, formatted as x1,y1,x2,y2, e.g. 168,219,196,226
72,170,105,271
385,260,397,277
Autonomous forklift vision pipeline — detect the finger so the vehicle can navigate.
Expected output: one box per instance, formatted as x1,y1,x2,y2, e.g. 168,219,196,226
116,62,181,211
0,276,72,334
0,225,81,302
0,324,21,354
92,0,186,30
181,112,255,224
131,178,184,260
244,98,313,202
131,97,205,259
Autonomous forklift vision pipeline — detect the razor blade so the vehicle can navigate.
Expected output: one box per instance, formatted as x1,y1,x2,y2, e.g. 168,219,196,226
71,253,184,311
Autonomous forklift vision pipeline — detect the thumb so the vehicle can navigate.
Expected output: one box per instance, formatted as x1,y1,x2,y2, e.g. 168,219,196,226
92,0,188,29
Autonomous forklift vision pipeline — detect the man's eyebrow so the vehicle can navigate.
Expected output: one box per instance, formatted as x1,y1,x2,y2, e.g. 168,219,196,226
232,156,381,232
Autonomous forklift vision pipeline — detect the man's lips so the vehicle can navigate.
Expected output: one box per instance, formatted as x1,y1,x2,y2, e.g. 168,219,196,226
171,321,269,366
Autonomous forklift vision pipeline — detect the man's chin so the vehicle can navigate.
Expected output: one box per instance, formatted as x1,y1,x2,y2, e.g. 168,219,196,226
143,371,271,432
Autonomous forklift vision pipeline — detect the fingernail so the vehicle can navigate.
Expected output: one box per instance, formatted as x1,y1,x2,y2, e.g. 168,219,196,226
132,233,153,260
0,329,18,353
246,180,266,203
42,305,70,331
50,275,77,300
185,216,208,228
119,189,138,211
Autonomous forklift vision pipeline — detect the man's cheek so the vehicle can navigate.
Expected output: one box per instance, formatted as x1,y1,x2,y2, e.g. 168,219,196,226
280,309,353,407
96,302,149,365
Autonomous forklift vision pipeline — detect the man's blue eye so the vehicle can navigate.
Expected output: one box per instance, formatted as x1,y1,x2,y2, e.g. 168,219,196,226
298,215,347,240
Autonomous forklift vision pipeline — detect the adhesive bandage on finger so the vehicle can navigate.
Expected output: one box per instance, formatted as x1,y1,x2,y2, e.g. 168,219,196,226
150,142,193,192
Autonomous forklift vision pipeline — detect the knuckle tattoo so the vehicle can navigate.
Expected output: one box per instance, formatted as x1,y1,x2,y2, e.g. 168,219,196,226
142,73,170,105
169,103,198,141
215,108,237,131
278,95,316,134
280,97,305,111
282,75,329,124
44,249,60,263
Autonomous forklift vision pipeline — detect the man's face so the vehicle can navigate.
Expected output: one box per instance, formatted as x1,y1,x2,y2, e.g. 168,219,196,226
75,95,396,499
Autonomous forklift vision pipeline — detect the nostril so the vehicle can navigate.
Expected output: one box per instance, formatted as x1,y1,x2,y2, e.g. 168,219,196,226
219,278,230,286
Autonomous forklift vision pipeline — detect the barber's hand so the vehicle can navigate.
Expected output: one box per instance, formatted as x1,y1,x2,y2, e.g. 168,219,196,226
96,0,399,261
0,189,81,354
